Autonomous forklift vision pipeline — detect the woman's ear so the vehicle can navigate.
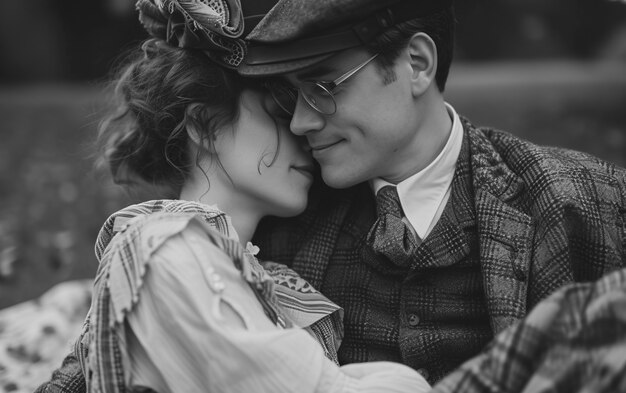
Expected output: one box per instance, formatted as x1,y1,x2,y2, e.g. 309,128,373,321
186,125,215,153
406,32,438,97
185,104,218,154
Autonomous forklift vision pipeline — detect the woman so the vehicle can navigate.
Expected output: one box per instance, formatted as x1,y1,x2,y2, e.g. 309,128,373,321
76,1,431,392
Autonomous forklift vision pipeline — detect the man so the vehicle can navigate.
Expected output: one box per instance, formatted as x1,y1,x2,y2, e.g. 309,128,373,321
245,0,626,384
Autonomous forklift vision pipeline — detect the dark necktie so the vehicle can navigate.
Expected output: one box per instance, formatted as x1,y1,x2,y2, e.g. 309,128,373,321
366,186,419,267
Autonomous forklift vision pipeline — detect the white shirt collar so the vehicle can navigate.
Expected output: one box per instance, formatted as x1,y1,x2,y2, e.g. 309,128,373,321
371,103,463,239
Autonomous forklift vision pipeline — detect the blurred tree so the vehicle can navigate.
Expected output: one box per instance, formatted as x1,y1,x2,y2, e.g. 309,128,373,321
47,0,146,81
0,1,64,83
0,0,146,83
543,0,626,58
455,0,626,60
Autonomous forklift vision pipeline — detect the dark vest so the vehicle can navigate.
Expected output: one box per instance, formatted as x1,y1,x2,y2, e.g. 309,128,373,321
321,134,493,383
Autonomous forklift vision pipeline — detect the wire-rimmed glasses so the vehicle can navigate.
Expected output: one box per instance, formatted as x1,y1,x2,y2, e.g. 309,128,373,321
266,53,379,116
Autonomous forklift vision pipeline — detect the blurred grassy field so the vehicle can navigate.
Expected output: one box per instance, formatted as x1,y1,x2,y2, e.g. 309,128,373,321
0,61,625,309
0,86,134,309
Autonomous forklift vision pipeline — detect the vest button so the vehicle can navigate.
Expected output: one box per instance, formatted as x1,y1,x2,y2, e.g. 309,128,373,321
417,368,429,380
407,313,420,327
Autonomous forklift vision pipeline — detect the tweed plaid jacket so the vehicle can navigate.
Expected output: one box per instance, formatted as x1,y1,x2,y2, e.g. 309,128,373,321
253,117,626,378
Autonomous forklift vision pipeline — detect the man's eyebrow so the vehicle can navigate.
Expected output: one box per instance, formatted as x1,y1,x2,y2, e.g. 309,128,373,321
294,65,338,81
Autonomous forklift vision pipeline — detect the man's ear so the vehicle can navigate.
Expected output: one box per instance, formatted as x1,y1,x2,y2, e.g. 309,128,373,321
406,32,438,97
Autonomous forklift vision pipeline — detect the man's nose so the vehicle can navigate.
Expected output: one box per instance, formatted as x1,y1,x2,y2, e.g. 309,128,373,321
290,94,325,136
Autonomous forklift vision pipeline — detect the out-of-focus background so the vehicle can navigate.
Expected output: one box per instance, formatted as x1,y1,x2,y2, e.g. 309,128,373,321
0,0,625,391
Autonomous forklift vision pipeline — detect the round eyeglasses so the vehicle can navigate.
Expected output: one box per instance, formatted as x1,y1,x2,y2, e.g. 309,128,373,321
266,53,379,116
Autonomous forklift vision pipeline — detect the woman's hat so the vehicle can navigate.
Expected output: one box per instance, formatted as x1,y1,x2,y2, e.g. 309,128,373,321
135,0,279,68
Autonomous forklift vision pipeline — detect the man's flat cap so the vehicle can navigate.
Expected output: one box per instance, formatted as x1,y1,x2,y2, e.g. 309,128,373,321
239,0,453,76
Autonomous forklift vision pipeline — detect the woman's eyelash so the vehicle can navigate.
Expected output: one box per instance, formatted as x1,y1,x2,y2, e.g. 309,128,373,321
276,113,291,122
266,100,292,120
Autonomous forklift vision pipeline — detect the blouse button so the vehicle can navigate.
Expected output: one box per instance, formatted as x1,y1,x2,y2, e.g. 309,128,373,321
205,266,225,294
407,313,420,327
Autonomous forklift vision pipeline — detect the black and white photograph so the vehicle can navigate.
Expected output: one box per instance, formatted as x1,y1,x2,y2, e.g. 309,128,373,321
1,1,625,392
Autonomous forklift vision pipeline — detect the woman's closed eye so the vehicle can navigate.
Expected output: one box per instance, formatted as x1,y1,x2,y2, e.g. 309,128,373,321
263,93,293,122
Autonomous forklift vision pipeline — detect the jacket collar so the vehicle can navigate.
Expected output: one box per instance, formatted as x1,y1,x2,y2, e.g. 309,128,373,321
407,128,475,271
465,118,534,333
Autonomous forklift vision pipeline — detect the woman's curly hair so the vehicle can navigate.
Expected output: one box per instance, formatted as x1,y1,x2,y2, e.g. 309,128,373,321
97,38,259,196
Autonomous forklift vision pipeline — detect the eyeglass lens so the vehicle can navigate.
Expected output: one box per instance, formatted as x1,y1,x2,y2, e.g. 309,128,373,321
270,84,297,115
302,82,336,115
270,82,337,116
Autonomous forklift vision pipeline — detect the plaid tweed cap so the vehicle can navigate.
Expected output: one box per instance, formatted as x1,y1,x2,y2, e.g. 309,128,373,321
239,0,453,76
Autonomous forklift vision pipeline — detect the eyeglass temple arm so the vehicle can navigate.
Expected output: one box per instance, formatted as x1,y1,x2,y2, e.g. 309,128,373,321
331,53,380,86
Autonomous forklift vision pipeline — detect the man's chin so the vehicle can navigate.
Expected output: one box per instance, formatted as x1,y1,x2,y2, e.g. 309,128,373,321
320,169,364,189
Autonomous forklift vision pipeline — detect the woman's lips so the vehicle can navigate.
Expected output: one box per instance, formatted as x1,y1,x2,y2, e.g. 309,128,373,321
291,163,315,180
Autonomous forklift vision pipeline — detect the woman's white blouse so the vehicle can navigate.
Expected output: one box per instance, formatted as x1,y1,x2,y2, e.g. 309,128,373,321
117,220,429,393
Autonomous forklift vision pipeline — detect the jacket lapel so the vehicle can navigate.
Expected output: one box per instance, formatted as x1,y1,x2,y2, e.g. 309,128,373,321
466,120,535,334
409,134,476,271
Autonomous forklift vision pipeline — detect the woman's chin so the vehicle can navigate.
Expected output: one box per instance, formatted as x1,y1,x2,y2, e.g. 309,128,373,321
272,198,309,218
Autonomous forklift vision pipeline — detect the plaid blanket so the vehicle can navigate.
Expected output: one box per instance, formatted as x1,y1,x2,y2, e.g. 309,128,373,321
432,267,626,393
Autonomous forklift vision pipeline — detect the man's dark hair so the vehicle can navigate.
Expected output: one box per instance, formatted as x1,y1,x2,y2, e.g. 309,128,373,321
365,6,455,91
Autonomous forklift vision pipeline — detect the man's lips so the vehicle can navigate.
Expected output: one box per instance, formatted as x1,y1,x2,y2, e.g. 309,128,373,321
310,140,344,153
